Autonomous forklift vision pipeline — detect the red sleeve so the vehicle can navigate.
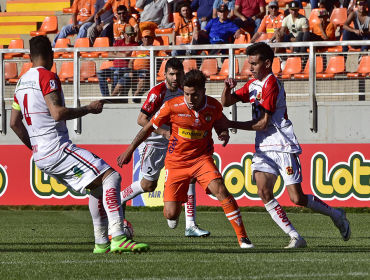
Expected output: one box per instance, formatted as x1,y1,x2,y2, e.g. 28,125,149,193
232,80,252,103
151,101,171,129
141,83,166,116
37,68,61,96
259,0,266,7
259,76,279,114
235,0,242,5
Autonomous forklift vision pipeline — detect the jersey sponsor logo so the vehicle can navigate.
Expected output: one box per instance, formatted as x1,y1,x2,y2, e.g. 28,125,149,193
50,80,57,90
149,93,157,103
30,157,86,199
206,104,216,109
178,128,206,139
72,166,84,178
0,165,8,198
168,136,178,154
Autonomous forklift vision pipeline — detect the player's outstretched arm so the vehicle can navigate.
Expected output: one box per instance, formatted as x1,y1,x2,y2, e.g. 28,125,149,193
229,109,271,131
10,108,32,150
45,91,105,121
213,113,230,147
117,121,156,167
221,78,239,107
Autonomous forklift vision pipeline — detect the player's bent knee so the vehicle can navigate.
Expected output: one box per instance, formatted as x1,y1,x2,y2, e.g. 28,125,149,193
141,179,158,192
208,179,229,200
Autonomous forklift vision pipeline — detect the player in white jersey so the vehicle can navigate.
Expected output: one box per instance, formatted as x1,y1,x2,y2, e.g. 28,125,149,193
9,35,149,254
221,42,351,248
119,57,210,237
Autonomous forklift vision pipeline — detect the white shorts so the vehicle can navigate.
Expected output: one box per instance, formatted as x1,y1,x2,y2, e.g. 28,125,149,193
138,143,167,181
38,143,111,193
251,150,302,186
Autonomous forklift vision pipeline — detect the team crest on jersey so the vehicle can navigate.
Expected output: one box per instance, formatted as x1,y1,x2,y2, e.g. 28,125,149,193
256,92,262,101
50,80,57,90
204,112,213,122
286,166,294,175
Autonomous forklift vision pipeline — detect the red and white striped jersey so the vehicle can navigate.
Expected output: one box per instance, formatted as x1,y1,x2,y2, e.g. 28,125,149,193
13,67,70,166
140,81,183,148
233,73,301,154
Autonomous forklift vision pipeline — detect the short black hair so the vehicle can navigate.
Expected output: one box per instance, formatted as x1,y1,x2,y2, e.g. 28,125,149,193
246,42,275,63
117,5,127,12
29,35,52,59
165,57,184,73
178,1,191,14
183,69,206,90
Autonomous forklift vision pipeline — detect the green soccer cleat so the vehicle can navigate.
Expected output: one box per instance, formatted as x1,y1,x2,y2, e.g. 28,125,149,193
185,225,210,237
93,243,111,254
110,236,150,254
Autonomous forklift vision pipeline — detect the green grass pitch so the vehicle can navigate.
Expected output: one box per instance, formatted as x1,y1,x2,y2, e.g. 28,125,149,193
0,208,369,280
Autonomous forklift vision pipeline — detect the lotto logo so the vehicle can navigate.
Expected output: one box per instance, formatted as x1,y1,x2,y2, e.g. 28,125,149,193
286,166,294,175
0,164,8,198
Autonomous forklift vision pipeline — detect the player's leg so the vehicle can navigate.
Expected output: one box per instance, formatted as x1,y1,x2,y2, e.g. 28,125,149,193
184,178,210,237
164,201,183,229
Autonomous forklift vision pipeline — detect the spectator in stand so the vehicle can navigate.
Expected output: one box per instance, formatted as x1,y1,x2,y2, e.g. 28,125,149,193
212,0,235,20
193,4,240,55
136,0,172,35
169,0,185,14
171,2,199,56
234,0,266,35
95,0,132,21
52,0,96,47
97,26,139,99
87,0,115,46
342,0,370,53
112,30,167,103
191,0,215,29
250,1,284,43
293,9,335,53
271,1,309,53
113,5,139,42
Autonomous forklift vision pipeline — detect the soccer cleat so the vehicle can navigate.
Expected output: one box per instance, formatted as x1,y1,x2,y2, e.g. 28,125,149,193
285,236,307,249
239,237,255,249
185,225,210,237
93,243,110,254
167,217,179,229
332,208,351,241
110,236,150,254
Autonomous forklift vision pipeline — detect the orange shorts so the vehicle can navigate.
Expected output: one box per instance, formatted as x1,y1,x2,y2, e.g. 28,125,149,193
163,156,223,203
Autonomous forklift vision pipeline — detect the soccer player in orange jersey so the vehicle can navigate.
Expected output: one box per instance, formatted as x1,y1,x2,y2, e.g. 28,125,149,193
118,70,254,248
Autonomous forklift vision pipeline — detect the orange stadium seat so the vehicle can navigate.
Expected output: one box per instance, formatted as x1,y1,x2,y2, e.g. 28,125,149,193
200,59,218,77
4,39,24,59
236,60,252,80
61,61,96,82
183,59,197,73
153,36,169,46
81,37,109,58
278,57,301,79
157,59,167,82
62,38,90,58
58,62,74,82
256,33,269,42
316,56,345,79
51,62,57,73
30,16,58,37
63,7,73,13
4,62,18,83
210,59,239,81
299,9,305,16
9,62,32,83
88,61,114,83
294,56,324,79
309,9,321,30
234,33,250,54
330,8,347,27
277,0,292,7
272,57,281,75
54,38,70,58
347,56,370,78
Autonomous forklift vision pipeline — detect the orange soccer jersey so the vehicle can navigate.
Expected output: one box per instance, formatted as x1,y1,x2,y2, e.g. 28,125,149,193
104,0,130,18
174,16,199,44
151,95,223,167
72,0,96,22
258,13,284,38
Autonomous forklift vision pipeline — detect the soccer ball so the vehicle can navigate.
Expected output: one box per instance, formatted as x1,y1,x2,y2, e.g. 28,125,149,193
123,219,135,239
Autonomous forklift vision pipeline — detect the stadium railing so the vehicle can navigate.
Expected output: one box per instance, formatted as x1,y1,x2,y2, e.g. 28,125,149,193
0,40,369,135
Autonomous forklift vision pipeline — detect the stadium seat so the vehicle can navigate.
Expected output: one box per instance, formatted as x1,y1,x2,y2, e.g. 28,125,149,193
157,59,167,82
4,39,24,59
256,33,269,42
175,35,193,45
209,59,239,81
53,38,70,58
183,59,197,73
9,62,32,83
153,36,169,46
30,16,58,37
347,56,370,78
316,56,345,78
330,8,347,27
299,9,305,16
278,57,301,79
200,59,218,77
51,62,57,73
63,7,73,13
234,33,250,54
88,61,114,83
4,62,18,83
61,61,96,82
62,38,90,58
272,57,281,75
293,56,324,79
81,37,109,58
155,28,173,35
58,61,74,82
236,60,252,80
308,9,321,30
277,0,292,7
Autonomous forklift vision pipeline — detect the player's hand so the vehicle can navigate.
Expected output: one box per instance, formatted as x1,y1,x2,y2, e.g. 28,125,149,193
117,150,133,167
224,78,237,90
87,100,105,114
218,132,230,147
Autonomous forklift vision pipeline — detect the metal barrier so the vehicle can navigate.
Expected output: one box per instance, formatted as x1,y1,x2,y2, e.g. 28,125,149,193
1,40,369,135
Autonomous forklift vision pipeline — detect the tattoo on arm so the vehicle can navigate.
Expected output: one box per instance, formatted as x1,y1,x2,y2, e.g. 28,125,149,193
45,91,63,106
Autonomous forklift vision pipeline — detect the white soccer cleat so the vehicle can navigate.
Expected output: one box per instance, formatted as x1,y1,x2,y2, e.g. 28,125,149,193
285,236,307,249
239,237,255,249
332,208,351,241
167,217,179,229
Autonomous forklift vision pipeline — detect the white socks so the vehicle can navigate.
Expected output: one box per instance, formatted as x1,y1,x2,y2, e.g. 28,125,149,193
89,187,109,244
306,194,341,221
120,180,144,203
265,198,299,238
185,183,196,228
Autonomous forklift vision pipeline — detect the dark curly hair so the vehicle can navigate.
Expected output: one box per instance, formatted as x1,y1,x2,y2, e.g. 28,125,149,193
246,42,275,62
183,69,207,90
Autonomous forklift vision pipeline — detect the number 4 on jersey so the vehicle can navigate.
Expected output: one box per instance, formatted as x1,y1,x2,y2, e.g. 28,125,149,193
23,94,32,125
